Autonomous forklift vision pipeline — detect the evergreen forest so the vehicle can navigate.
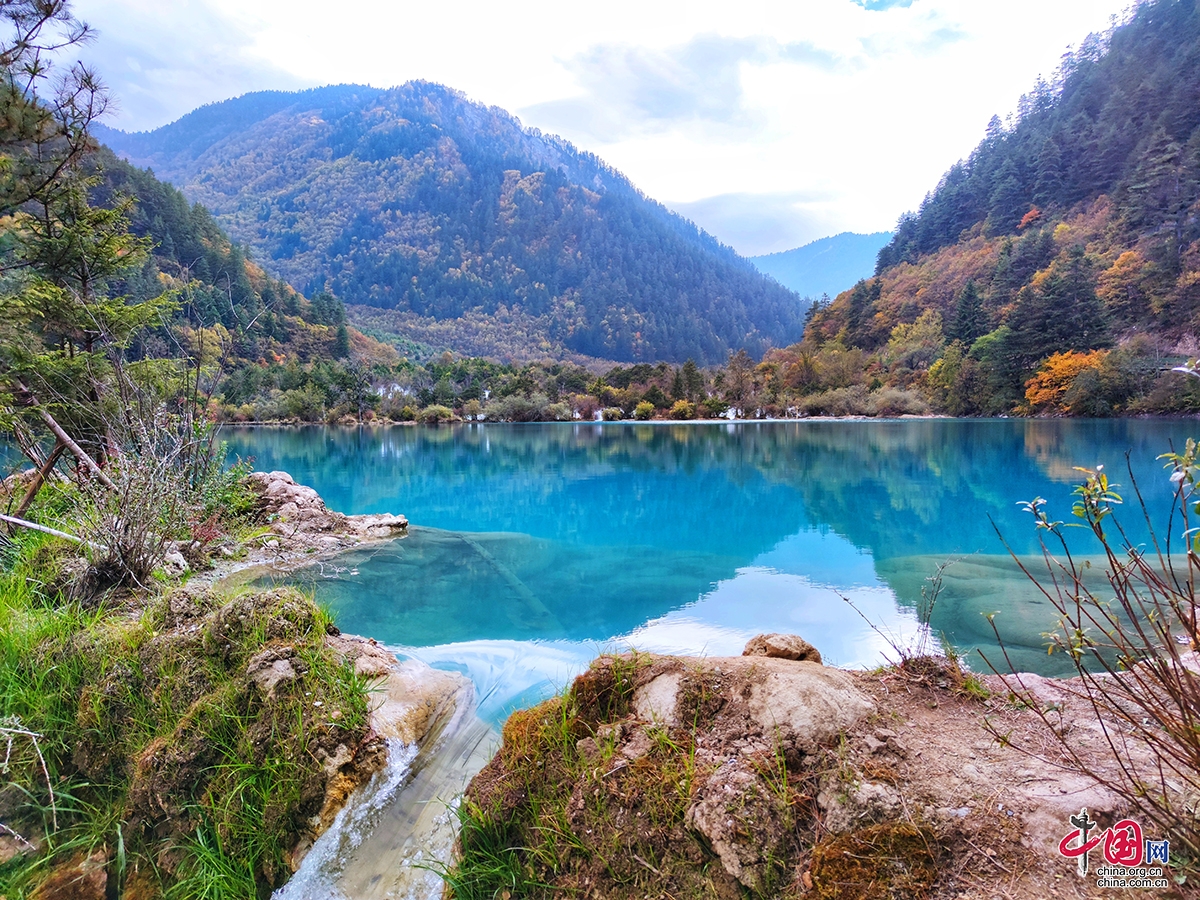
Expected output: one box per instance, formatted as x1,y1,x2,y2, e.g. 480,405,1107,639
799,0,1200,416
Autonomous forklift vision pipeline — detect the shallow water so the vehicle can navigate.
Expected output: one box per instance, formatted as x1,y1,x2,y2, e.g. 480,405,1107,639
230,418,1196,711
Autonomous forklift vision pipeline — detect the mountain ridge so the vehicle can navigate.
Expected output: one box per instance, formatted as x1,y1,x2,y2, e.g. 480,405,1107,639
96,82,806,365
795,0,1200,416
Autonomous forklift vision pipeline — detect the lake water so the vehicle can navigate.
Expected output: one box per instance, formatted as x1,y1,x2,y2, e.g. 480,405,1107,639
226,419,1195,724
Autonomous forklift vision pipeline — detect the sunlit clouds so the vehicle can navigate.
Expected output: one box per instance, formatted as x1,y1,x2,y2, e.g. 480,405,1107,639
75,0,1126,255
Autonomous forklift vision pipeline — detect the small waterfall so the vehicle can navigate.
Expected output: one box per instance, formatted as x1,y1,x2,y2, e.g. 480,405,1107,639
275,739,419,900
275,695,498,900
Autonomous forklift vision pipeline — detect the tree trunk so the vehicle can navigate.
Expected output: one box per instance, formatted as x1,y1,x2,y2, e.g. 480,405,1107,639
15,380,117,491
12,440,64,519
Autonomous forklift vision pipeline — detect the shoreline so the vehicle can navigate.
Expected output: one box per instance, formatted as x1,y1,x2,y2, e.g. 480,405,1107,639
216,411,1200,428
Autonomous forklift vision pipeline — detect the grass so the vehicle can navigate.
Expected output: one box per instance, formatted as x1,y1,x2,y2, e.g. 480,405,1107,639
0,520,373,899
444,652,826,900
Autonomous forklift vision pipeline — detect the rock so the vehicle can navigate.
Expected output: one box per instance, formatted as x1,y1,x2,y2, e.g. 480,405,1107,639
247,649,297,699
863,734,887,754
318,743,355,777
628,656,873,750
161,549,190,577
347,512,409,538
743,633,823,665
249,470,346,534
620,726,655,761
744,662,874,751
362,657,470,745
686,760,788,890
633,671,682,725
817,778,904,833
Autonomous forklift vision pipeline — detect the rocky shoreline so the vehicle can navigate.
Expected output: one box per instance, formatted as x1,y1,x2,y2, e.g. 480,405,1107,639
458,636,1195,899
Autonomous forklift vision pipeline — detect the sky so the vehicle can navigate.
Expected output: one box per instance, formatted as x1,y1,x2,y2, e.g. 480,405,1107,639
73,0,1127,256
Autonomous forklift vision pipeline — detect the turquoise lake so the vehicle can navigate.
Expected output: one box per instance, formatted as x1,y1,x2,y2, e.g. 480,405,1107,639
226,419,1195,724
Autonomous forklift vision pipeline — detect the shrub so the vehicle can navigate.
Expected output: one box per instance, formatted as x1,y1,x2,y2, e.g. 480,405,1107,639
601,407,623,421
633,401,655,420
986,454,1200,858
279,384,326,422
669,400,695,420
486,393,550,422
572,394,600,421
866,388,930,417
417,404,457,424
398,405,417,421
799,386,871,417
545,401,572,421
698,397,729,418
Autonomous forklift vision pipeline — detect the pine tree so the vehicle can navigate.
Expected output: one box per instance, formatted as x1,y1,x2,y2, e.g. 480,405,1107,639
1006,246,1109,372
681,358,704,400
1033,138,1064,207
949,280,987,345
987,160,1029,235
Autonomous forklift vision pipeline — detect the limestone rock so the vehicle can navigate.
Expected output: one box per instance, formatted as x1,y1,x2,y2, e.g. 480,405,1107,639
742,660,874,751
370,660,469,745
161,549,190,578
817,777,904,833
247,648,298,699
686,760,787,890
250,470,346,533
347,512,408,538
633,671,682,725
743,633,822,664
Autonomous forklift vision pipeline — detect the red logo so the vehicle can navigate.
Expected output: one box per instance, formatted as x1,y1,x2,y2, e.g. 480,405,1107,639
1102,820,1144,868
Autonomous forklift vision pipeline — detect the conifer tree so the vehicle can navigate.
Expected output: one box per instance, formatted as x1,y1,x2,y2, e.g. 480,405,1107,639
949,280,987,345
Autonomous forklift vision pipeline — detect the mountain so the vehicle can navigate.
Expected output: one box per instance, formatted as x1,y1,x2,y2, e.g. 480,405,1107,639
798,0,1200,415
95,83,806,366
750,232,892,299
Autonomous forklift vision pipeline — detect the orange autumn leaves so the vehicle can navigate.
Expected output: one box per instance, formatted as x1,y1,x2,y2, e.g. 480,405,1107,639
1024,349,1109,413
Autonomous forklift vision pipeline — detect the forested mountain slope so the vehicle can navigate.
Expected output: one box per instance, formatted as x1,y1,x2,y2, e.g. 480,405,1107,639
97,83,805,365
87,148,401,420
799,0,1200,415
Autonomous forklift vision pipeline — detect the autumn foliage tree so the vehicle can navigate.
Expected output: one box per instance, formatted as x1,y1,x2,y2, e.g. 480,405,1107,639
1023,350,1109,413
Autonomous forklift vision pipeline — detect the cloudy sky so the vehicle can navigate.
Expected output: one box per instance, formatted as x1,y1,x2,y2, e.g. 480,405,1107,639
73,0,1125,256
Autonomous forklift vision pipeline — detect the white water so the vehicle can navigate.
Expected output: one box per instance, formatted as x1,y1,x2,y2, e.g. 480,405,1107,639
275,686,499,900
274,739,419,900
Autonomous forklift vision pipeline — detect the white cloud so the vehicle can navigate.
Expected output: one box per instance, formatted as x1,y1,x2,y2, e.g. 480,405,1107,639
524,35,845,142
74,0,306,131
70,0,1128,254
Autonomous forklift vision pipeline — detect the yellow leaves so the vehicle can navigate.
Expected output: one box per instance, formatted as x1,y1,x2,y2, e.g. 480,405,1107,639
177,323,232,368
1024,350,1108,413
1097,250,1150,320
